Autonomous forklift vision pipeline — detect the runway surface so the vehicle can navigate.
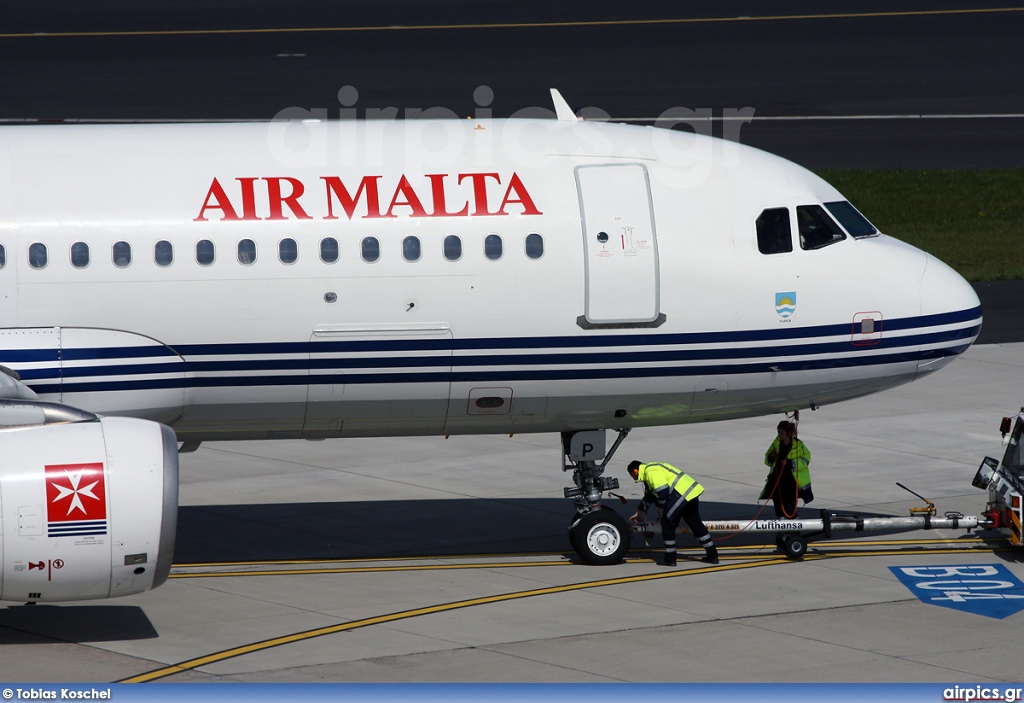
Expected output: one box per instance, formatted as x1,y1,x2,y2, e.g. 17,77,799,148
2,341,1023,683
2,0,1023,167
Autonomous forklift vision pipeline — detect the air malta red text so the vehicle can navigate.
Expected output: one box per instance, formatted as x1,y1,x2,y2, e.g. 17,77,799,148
194,173,542,222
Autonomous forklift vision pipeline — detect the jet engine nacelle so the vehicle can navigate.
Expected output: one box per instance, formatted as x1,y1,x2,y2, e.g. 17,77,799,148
0,412,178,603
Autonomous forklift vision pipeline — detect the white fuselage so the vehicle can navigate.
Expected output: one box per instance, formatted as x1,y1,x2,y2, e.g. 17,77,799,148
0,118,981,440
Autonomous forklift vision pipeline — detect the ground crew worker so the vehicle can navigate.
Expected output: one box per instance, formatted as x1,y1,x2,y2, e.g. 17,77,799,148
760,420,812,518
626,460,719,566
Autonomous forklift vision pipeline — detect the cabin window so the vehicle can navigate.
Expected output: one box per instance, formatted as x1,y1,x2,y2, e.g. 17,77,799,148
319,237,338,264
29,242,47,269
824,200,878,238
237,238,257,265
155,240,173,267
756,208,792,255
113,241,132,268
0,244,6,269
443,235,462,261
196,239,215,266
361,237,381,263
402,236,421,262
71,242,90,268
484,233,503,260
279,238,297,264
797,205,846,250
525,233,544,260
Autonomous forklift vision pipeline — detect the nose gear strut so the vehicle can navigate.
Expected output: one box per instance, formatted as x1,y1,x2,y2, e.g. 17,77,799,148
563,428,632,564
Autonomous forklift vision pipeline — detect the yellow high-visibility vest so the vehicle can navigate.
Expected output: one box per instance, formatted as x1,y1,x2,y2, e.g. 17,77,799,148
638,462,705,502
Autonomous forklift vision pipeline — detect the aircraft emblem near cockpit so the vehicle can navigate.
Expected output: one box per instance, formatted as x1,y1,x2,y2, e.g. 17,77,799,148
775,292,797,319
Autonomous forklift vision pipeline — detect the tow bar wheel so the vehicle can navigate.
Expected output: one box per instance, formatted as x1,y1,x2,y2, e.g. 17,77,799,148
782,534,808,559
570,507,630,565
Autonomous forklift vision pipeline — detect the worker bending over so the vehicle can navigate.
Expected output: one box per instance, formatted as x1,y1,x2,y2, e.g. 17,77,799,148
627,460,719,566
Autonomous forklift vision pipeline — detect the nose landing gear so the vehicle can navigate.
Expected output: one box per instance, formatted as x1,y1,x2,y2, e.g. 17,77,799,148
563,428,632,565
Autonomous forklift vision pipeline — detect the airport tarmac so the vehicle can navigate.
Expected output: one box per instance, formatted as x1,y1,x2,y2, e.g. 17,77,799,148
2,341,1023,683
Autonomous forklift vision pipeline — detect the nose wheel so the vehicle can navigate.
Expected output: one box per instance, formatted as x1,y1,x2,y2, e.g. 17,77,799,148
562,428,633,565
569,507,630,565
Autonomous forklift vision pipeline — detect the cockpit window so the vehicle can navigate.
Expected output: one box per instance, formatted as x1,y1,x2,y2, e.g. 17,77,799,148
824,200,878,238
756,208,792,255
797,205,846,250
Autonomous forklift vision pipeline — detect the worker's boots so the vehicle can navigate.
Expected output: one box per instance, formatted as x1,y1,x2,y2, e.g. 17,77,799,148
702,548,720,565
659,555,677,567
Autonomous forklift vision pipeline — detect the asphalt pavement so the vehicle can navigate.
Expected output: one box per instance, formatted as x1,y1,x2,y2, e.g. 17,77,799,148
2,1,1023,168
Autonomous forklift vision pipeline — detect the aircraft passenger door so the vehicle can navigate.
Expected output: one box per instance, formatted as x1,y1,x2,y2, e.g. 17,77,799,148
0,145,15,329
575,164,661,326
303,323,453,438
0,243,16,329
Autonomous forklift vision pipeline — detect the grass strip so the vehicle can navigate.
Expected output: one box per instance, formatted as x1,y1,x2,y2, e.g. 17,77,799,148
817,169,1024,281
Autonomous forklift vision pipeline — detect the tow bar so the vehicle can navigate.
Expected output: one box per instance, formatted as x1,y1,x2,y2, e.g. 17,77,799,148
704,510,980,559
632,483,989,560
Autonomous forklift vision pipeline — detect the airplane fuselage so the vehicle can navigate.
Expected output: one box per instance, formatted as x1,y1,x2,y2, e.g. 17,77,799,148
0,118,981,441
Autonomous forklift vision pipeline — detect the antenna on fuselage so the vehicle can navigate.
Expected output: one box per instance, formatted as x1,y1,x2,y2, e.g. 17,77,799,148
550,89,579,121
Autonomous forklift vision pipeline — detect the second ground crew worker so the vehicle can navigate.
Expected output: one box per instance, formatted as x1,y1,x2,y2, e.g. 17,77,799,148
759,420,812,518
626,460,719,566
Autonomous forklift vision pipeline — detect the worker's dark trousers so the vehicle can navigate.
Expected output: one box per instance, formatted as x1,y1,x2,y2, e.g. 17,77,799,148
769,468,798,518
661,494,716,561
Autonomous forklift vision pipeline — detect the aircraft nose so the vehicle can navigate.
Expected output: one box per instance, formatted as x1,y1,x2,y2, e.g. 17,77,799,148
914,254,982,378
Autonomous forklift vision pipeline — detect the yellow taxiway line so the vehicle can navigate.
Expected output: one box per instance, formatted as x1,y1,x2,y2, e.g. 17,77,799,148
123,541,998,683
2,7,1023,40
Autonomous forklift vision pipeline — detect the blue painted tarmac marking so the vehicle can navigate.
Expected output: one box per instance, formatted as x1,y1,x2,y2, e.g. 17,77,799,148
890,564,1024,619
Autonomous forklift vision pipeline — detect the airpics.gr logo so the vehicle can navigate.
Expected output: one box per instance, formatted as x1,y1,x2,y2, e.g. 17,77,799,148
44,462,108,538
775,291,796,319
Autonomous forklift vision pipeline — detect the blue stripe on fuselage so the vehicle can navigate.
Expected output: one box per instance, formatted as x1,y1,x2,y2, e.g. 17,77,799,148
5,306,982,394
